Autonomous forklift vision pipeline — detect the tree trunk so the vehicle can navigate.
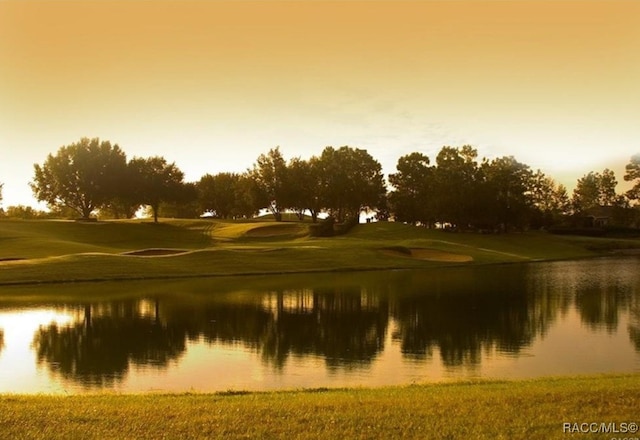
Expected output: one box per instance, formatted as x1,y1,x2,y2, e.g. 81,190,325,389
152,203,159,223
81,205,93,220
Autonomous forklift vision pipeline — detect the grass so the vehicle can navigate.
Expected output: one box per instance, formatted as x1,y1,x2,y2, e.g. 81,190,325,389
1,219,638,438
0,374,638,439
1,218,639,285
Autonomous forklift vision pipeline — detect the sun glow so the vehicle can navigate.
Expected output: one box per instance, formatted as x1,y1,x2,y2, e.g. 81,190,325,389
0,308,76,393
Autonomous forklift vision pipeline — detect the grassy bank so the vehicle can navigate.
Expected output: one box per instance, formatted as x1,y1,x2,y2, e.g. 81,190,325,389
1,218,639,285
1,374,638,439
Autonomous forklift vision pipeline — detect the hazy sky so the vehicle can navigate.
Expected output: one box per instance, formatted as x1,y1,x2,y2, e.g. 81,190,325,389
1,0,639,208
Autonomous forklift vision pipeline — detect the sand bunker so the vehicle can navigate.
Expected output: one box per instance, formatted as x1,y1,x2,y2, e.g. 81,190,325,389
245,224,303,237
382,247,473,263
122,249,190,257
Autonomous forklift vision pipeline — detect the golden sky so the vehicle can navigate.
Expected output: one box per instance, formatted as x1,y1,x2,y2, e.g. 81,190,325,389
1,1,639,207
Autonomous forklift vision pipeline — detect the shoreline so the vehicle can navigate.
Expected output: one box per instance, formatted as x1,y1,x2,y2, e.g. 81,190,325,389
0,248,640,287
0,251,636,288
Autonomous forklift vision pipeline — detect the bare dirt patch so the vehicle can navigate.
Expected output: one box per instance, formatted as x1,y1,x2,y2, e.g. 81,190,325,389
382,247,473,262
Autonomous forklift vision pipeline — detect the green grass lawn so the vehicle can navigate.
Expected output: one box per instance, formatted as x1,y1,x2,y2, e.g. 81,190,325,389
1,218,639,285
1,220,638,439
1,374,638,439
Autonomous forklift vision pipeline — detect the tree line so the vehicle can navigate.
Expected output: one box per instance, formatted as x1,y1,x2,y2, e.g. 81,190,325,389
2,137,639,230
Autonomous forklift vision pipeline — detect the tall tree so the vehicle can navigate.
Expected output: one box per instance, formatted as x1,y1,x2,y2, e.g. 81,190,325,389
284,157,322,222
432,146,480,228
129,156,185,223
317,146,386,223
480,156,533,230
234,173,263,219
528,170,571,227
158,182,199,219
598,169,619,206
249,147,287,221
572,169,620,213
388,152,434,225
31,137,127,219
198,172,242,219
624,153,640,201
100,160,141,219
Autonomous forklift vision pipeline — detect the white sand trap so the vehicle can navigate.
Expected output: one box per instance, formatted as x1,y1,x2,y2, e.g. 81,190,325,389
122,248,190,257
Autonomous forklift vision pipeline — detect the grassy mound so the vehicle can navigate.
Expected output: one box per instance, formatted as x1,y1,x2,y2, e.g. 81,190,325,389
1,218,639,285
244,222,307,238
203,220,308,241
0,219,210,259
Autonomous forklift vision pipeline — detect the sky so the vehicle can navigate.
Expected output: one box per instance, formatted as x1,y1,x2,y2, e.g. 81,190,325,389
1,0,639,209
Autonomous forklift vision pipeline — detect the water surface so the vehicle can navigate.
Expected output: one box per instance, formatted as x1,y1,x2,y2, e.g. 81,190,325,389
0,257,638,393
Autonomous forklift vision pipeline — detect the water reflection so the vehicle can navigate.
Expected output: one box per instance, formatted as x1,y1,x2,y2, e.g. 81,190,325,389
1,257,639,392
629,298,640,351
33,301,187,387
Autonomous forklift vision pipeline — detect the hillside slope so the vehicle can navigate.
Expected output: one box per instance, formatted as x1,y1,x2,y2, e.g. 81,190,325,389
1,219,638,285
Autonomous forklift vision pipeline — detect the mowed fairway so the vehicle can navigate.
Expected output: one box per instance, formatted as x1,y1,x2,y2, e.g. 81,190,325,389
1,218,639,285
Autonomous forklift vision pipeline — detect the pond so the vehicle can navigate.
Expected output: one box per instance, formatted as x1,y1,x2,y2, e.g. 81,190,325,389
0,257,639,394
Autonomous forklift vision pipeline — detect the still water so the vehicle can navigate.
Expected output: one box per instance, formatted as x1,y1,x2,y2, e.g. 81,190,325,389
0,257,639,394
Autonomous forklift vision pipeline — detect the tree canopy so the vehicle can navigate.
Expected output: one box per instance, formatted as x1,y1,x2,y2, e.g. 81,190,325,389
23,137,638,229
317,146,386,223
624,153,640,201
572,169,621,213
249,147,287,221
129,156,185,223
388,152,433,225
198,172,246,219
31,137,127,219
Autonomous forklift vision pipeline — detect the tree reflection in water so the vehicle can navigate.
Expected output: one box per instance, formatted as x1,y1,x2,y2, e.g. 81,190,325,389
159,286,389,370
32,300,187,387
391,265,568,367
27,258,640,388
629,294,640,351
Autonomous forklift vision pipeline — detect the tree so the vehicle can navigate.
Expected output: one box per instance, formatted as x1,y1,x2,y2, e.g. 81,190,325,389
572,169,621,213
317,146,386,223
0,182,3,206
432,146,480,228
158,182,199,219
129,156,185,223
198,172,243,219
388,152,434,225
249,147,288,221
624,153,640,201
479,156,533,231
284,157,323,222
100,161,142,219
528,170,571,227
234,173,263,219
5,205,40,219
31,137,127,219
